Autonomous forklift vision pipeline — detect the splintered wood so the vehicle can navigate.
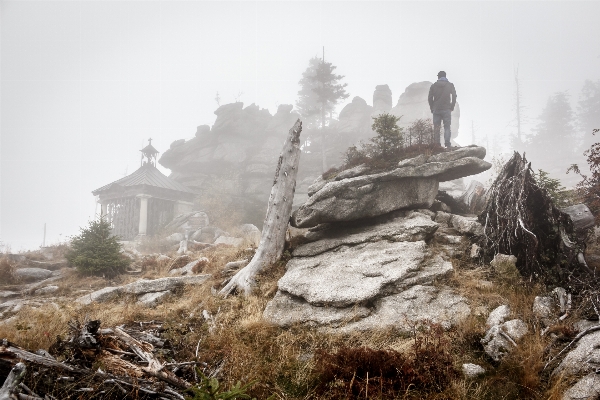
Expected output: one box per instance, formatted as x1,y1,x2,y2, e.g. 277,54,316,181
0,319,202,399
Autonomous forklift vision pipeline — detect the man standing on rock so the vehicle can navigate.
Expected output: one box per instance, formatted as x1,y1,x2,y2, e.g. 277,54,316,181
428,71,457,149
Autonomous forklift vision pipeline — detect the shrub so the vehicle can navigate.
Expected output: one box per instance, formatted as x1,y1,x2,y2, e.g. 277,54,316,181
314,324,457,398
370,112,404,159
66,218,130,277
534,169,572,207
335,116,443,177
186,369,257,400
0,257,16,284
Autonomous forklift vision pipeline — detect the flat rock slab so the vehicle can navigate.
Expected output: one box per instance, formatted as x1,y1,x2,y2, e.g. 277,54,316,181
138,290,171,307
264,284,469,333
0,291,19,299
562,373,600,400
339,285,470,332
280,240,428,307
292,147,491,228
294,212,438,257
14,268,53,282
76,275,211,305
554,329,600,378
293,177,439,228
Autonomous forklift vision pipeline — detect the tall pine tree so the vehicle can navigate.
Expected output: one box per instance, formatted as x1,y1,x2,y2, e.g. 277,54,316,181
296,56,348,172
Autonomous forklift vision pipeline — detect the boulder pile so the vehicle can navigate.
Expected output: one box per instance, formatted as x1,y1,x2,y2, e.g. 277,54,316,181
264,146,491,332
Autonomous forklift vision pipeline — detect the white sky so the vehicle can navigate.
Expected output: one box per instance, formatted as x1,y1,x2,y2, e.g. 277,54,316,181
2,1,600,250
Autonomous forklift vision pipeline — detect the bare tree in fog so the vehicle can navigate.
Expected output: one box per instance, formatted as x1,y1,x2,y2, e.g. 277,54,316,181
510,66,528,152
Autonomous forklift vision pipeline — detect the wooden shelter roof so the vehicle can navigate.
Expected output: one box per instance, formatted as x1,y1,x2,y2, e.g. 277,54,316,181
92,163,194,196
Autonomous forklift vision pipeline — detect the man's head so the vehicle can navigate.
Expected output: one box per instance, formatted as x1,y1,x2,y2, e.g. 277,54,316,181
437,71,447,78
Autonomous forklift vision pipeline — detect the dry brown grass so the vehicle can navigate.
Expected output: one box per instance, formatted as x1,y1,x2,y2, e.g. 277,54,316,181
0,239,583,399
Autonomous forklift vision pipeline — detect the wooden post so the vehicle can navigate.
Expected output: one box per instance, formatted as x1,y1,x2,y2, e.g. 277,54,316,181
220,120,302,296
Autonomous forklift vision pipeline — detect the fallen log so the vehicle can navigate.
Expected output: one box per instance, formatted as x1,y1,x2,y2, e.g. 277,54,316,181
220,119,303,296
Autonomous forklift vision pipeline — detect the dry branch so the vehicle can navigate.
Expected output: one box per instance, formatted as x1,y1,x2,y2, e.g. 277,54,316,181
220,119,303,296
0,319,201,399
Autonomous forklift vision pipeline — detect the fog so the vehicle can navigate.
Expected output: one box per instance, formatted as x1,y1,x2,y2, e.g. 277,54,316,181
2,1,599,250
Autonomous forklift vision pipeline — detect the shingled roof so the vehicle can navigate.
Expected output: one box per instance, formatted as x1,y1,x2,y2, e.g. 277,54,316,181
93,163,194,195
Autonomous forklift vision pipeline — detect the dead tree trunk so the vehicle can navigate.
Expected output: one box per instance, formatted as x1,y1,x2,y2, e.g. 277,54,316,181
220,120,302,296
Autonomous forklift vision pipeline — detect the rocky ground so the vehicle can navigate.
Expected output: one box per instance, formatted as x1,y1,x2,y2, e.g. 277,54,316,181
1,146,599,399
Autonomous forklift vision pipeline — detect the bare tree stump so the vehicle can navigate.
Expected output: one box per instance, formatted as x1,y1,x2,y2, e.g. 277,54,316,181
220,119,303,296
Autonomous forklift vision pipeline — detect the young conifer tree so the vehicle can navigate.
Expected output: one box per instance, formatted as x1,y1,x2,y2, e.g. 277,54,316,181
66,218,130,277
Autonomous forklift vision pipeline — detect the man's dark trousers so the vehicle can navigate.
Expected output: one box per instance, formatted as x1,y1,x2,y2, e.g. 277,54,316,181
433,110,452,147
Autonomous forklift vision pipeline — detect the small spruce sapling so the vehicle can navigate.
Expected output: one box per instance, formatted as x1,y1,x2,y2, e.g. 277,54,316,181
66,218,130,277
370,113,404,159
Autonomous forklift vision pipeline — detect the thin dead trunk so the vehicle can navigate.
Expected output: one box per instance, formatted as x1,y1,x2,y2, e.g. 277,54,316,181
220,119,303,296
321,108,327,172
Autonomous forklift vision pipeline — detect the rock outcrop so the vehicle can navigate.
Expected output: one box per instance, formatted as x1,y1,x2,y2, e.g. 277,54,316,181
76,275,210,306
159,83,463,227
264,210,470,332
291,146,490,228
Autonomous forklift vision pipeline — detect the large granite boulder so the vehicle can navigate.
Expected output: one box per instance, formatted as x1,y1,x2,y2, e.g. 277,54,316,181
264,211,470,331
291,146,491,228
159,103,299,226
157,83,463,227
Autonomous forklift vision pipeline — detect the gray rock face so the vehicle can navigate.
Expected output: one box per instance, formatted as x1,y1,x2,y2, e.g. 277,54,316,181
462,363,486,378
14,268,53,282
562,373,600,400
486,305,511,328
490,253,518,269
451,215,484,236
264,212,469,332
555,330,600,378
293,176,438,228
532,296,555,321
76,275,210,305
373,85,393,114
292,146,490,228
293,212,439,257
169,258,207,276
138,290,171,307
34,285,59,295
281,240,429,307
481,319,528,361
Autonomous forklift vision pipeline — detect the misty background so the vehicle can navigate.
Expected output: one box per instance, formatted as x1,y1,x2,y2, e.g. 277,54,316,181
2,1,599,250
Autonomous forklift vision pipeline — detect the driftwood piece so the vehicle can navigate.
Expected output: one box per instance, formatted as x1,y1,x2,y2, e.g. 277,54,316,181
0,340,82,373
113,328,190,389
220,119,303,296
0,362,26,399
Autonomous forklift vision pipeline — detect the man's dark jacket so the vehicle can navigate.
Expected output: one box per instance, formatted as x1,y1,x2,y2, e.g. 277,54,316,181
428,79,457,112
